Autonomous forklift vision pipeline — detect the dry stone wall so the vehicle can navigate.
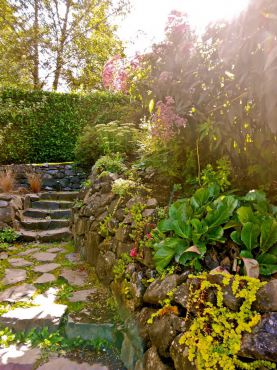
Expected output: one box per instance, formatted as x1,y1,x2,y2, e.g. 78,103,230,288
0,194,24,229
71,168,277,370
0,163,86,191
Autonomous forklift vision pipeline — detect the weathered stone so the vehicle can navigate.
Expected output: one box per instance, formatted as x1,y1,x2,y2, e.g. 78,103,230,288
0,200,9,207
47,247,64,253
0,252,8,260
0,303,67,332
36,358,108,370
143,274,179,305
8,258,32,268
75,218,87,236
170,335,197,370
116,242,132,257
149,314,185,357
65,253,80,263
135,307,156,344
96,252,116,285
85,231,101,265
34,263,60,273
33,287,58,305
173,283,190,308
0,207,12,223
146,198,158,208
254,280,277,312
0,284,36,303
3,269,27,285
60,268,88,286
34,273,56,284
143,346,171,370
240,312,277,362
0,345,41,370
142,209,155,218
32,252,57,262
69,289,97,302
115,225,131,242
18,248,40,256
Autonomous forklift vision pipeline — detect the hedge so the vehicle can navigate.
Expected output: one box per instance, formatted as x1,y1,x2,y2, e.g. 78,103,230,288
0,88,133,164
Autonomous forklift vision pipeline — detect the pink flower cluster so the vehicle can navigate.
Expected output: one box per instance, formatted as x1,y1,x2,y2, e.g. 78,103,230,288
165,10,189,36
151,96,187,141
102,55,128,93
102,54,143,93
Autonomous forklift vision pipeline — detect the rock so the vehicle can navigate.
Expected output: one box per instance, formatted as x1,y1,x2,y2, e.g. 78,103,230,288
120,332,143,370
60,268,88,286
0,207,12,224
69,289,97,302
170,335,196,370
36,358,108,370
65,253,80,263
115,225,131,242
18,248,40,256
0,303,67,332
0,200,9,207
0,345,41,370
0,252,8,260
34,273,56,284
143,274,179,305
0,284,36,303
46,247,64,253
34,263,60,273
32,252,57,262
149,314,185,357
146,198,158,208
143,346,170,370
8,258,32,268
254,280,277,312
135,307,156,344
142,209,155,218
173,284,190,308
3,269,27,285
33,288,58,305
240,312,277,362
116,242,133,257
96,252,116,285
85,231,101,265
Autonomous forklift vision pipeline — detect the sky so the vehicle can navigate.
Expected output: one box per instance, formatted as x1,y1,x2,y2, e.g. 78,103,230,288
117,0,251,56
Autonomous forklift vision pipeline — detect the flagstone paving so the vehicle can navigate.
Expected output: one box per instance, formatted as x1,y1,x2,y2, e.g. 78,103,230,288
0,242,124,370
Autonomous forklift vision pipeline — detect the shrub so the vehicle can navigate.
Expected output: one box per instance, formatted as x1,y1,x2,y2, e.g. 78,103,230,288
0,170,16,192
75,121,140,169
0,88,135,164
0,228,18,243
26,172,42,193
94,154,127,174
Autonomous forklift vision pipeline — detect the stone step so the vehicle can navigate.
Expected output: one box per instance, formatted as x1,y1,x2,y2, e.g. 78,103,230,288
40,191,79,201
21,218,69,231
23,208,71,219
19,227,71,242
31,200,73,210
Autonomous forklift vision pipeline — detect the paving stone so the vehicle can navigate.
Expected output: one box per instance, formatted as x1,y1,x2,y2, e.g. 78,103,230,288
0,284,36,303
37,358,108,370
47,247,64,253
8,258,32,268
0,303,67,332
69,289,97,303
60,268,88,286
32,252,57,262
18,248,40,256
0,252,8,260
33,287,58,305
34,263,60,273
7,247,19,251
34,273,56,284
65,253,81,263
2,269,27,285
0,345,41,370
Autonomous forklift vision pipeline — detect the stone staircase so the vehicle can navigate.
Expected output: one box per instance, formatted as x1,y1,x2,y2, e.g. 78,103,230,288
19,191,78,242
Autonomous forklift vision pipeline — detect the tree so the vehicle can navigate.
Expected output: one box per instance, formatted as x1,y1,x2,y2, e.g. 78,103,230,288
0,0,129,90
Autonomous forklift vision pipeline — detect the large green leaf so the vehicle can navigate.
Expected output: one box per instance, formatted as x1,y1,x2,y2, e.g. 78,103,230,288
207,226,224,243
231,230,242,246
172,220,191,239
241,222,260,251
257,253,277,277
169,199,193,224
191,187,210,209
158,219,174,233
205,196,238,228
260,218,277,253
153,238,188,271
237,206,255,224
242,190,267,203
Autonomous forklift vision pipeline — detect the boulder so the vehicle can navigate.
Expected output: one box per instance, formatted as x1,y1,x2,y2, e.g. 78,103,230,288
143,347,171,370
170,335,197,370
96,252,116,285
0,345,41,370
143,275,179,305
254,280,277,312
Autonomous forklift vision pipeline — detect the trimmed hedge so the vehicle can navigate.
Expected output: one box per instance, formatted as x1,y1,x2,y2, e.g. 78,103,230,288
0,88,133,164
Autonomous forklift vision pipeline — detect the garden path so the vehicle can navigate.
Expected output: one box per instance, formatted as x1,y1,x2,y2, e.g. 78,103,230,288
0,242,124,370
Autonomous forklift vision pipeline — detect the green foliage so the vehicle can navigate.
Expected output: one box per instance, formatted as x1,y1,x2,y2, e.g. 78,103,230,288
113,253,132,281
112,178,137,197
199,158,232,191
180,273,276,370
94,154,127,174
0,88,131,164
154,185,277,275
75,121,140,169
0,228,18,243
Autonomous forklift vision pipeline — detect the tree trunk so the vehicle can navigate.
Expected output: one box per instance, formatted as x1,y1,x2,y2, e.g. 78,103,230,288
33,0,40,89
52,0,70,91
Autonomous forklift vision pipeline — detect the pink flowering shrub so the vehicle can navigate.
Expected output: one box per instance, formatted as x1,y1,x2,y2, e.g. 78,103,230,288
150,96,187,141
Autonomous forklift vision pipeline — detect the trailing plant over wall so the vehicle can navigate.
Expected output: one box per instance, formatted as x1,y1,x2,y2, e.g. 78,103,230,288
0,88,133,164
180,273,276,370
